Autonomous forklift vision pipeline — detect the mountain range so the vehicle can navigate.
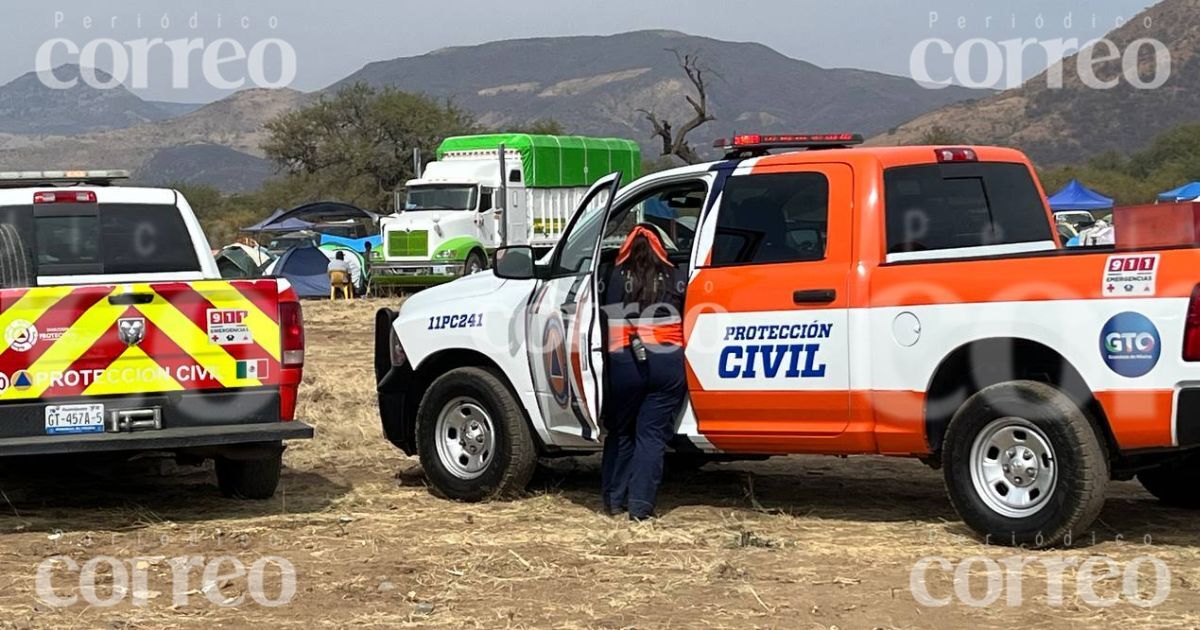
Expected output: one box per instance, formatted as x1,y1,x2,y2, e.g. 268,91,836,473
0,30,986,192
874,0,1198,164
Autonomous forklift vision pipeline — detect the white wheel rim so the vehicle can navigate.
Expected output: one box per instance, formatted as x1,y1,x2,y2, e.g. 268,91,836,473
969,417,1057,518
435,397,496,480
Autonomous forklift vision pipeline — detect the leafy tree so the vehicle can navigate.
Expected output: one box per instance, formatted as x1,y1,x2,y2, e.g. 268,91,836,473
917,125,969,145
262,83,479,209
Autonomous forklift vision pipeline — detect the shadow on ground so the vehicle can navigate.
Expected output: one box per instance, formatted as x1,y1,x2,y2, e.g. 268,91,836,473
531,453,1200,549
0,454,350,535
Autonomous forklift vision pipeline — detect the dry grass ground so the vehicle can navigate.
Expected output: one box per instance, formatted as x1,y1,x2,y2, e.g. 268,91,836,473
0,298,1197,629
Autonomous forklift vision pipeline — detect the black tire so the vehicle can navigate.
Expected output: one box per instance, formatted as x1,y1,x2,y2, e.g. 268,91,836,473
215,449,283,500
416,367,536,501
464,249,488,276
0,224,33,289
664,452,711,476
943,381,1108,548
1138,453,1200,508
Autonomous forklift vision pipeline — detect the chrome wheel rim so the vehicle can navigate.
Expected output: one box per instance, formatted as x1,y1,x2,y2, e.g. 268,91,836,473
969,417,1057,518
467,257,483,275
435,397,496,480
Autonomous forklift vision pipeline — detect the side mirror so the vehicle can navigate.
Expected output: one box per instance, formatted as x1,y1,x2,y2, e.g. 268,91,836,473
493,245,537,280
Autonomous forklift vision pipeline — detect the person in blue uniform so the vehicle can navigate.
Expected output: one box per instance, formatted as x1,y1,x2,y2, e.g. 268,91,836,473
601,225,687,521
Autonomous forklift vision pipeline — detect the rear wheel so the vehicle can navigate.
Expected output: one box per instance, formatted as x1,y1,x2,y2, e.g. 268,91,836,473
1138,453,1200,508
215,449,283,500
417,367,535,501
943,381,1108,547
0,224,32,289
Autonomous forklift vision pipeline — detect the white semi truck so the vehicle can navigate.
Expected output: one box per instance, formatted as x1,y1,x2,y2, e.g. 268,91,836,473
372,134,640,287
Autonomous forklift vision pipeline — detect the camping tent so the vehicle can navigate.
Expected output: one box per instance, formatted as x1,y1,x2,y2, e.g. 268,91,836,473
215,244,274,279
264,246,335,298
242,208,287,232
245,217,315,233
318,244,367,293
1048,180,1113,212
216,247,262,279
1157,182,1200,202
243,202,377,235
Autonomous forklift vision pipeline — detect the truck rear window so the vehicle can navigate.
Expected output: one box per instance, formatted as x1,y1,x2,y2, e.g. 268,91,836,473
884,162,1052,256
0,203,200,278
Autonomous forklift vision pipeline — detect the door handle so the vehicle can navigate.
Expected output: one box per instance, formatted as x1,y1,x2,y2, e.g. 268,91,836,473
108,293,154,306
793,289,837,305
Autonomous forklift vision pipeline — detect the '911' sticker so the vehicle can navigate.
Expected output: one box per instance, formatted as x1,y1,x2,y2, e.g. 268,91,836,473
1103,254,1158,297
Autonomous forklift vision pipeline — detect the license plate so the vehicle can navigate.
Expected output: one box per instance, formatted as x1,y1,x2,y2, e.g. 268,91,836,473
45,404,105,435
432,265,450,275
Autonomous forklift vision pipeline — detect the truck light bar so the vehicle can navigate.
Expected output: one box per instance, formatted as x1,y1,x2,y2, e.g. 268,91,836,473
714,133,864,158
0,169,130,189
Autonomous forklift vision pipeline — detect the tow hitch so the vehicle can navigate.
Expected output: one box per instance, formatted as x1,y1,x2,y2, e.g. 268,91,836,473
108,408,163,432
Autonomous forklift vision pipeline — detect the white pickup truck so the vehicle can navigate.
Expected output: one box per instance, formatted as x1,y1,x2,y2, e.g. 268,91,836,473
375,134,1200,547
0,170,312,499
372,134,640,287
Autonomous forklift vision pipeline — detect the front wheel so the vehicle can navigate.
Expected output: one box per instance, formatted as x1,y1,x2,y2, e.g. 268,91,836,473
943,381,1108,547
464,250,488,276
416,367,536,501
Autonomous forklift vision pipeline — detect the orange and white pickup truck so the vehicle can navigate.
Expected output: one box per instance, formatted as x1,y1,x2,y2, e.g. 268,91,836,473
376,134,1200,546
0,171,311,499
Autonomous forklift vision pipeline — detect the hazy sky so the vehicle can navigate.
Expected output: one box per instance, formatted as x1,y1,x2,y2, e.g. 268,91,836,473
0,0,1161,102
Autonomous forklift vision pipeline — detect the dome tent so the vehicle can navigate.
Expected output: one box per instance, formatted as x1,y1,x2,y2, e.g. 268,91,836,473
264,246,335,298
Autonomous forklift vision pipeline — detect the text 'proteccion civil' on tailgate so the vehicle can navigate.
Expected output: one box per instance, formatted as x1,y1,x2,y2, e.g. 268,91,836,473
0,279,283,400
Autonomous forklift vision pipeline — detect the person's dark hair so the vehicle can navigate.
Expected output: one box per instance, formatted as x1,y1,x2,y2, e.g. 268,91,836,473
335,251,344,260
618,232,673,306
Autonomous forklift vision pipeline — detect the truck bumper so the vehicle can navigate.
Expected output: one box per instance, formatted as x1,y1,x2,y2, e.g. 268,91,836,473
1177,388,1200,447
370,262,464,287
0,421,314,457
0,388,313,457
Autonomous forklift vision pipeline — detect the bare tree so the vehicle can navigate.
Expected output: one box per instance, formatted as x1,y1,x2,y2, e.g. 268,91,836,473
638,50,716,165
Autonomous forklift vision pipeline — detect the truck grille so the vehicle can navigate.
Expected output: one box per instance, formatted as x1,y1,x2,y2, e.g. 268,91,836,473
387,230,428,257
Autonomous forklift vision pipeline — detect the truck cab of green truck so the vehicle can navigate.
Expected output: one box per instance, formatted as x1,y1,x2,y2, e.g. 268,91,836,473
372,134,640,287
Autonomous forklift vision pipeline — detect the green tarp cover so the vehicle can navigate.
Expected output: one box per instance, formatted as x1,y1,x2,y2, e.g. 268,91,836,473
437,134,641,188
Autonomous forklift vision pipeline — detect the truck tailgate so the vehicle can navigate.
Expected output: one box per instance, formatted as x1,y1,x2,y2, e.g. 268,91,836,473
0,279,282,401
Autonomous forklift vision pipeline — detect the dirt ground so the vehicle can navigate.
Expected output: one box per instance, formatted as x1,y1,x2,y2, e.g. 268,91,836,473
0,298,1198,629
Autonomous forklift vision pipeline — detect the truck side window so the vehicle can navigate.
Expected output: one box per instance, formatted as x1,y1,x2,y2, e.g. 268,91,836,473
884,162,1052,255
480,188,494,211
710,172,829,266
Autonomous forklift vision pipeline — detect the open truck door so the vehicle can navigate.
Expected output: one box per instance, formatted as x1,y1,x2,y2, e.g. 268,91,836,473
498,146,529,247
526,173,621,442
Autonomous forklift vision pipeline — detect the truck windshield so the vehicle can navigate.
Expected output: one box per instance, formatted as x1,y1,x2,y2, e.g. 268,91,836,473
405,186,478,211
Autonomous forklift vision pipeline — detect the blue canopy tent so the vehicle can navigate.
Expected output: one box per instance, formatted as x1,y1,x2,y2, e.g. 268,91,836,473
244,216,314,233
265,246,332,298
1047,180,1113,212
319,233,382,251
242,208,287,232
1157,182,1200,202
